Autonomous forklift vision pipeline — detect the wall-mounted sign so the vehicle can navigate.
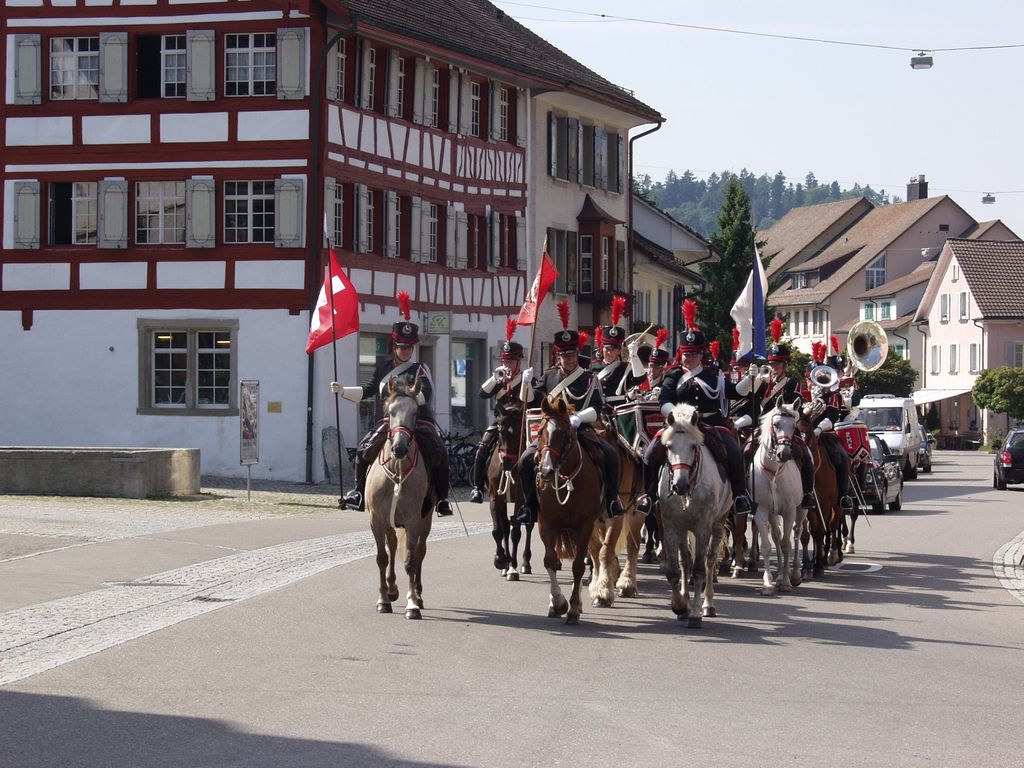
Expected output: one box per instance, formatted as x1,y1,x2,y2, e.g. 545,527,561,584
426,311,450,335
240,380,259,465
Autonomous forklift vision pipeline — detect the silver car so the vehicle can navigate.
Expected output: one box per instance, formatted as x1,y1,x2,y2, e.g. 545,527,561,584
918,426,934,473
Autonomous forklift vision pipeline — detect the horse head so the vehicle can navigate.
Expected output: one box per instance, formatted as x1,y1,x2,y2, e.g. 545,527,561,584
385,381,420,460
661,404,704,496
495,403,523,471
538,396,573,480
761,397,799,462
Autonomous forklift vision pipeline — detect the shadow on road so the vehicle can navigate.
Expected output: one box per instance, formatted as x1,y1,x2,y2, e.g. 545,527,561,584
0,690,453,768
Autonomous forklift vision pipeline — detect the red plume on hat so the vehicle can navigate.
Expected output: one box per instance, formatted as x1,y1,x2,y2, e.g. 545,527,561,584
594,326,604,351
812,341,827,364
505,317,517,342
683,299,699,330
771,317,784,344
710,340,721,361
396,290,411,321
655,328,669,350
557,299,571,330
577,330,590,352
610,295,627,327
830,334,840,354
732,326,741,352
674,346,684,365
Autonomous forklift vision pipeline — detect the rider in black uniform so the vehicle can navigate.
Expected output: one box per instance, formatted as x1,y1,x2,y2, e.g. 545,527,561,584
802,337,855,511
332,291,453,516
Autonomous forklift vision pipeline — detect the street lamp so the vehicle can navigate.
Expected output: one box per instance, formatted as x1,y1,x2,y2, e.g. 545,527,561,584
910,51,933,70
982,193,996,204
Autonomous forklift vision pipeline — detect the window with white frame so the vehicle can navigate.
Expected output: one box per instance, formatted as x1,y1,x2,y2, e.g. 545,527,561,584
952,262,959,282
891,342,906,360
334,38,346,101
812,309,823,335
949,343,958,373
50,37,99,100
793,272,807,289
365,190,375,254
224,180,274,243
579,235,593,294
803,310,809,336
498,87,509,142
601,237,610,290
1011,342,1024,368
959,291,968,321
862,302,874,321
332,184,345,247
48,182,97,245
969,343,980,373
427,203,438,262
395,56,405,118
429,66,440,126
470,81,481,137
225,33,276,96
141,322,237,413
136,182,185,244
161,35,186,97
865,252,886,290
365,47,376,109
939,293,950,323
392,196,401,256
930,345,940,375
880,301,891,320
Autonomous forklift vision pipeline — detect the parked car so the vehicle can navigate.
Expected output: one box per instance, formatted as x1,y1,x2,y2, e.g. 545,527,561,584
856,395,921,479
859,435,904,513
918,426,934,473
993,429,1024,490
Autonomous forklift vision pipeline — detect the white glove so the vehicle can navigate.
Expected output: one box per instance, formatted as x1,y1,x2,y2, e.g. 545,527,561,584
747,363,759,379
814,426,822,437
734,414,752,430
330,381,340,394
661,402,674,418
340,386,363,403
522,367,534,381
569,414,582,429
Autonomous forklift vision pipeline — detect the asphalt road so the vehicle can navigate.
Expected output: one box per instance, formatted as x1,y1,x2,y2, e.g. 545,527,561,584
1,452,1022,768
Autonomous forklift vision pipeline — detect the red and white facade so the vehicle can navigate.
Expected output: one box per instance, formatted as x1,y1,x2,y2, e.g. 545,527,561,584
1,0,659,481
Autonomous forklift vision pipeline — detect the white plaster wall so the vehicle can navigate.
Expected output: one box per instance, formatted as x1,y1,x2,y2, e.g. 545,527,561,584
156,260,224,289
3,262,71,290
82,114,151,144
234,259,305,289
160,112,229,143
237,109,309,142
6,116,74,145
924,254,984,390
80,262,147,289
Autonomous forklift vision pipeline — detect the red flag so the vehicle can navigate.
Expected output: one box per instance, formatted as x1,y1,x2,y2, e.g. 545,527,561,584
306,249,360,354
517,250,559,326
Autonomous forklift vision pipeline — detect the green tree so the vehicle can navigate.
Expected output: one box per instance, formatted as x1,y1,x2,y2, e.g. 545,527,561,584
785,348,811,382
856,356,918,397
693,176,755,355
972,367,1024,421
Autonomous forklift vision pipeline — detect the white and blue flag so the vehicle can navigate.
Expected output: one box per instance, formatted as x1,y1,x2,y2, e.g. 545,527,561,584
729,243,768,362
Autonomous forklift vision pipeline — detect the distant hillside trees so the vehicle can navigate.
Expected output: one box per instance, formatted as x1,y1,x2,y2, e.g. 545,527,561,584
634,169,900,237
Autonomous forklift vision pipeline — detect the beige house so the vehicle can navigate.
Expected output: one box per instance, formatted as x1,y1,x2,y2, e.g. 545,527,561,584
914,239,1024,446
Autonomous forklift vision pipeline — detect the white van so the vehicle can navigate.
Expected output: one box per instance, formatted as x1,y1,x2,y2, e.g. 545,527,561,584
853,395,922,479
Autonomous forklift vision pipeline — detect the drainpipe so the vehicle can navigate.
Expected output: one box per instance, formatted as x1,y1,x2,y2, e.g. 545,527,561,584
627,121,663,312
913,319,929,390
305,20,356,484
972,317,986,438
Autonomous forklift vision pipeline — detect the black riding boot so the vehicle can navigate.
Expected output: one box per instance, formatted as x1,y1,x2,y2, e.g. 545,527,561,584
599,439,625,517
823,434,855,511
434,460,453,516
723,431,752,515
516,445,539,524
344,455,369,510
798,443,816,509
636,438,665,515
470,427,498,503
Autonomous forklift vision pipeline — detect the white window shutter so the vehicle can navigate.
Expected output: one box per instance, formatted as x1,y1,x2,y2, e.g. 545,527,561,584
385,191,399,258
594,126,607,189
185,178,216,248
410,196,423,263
445,204,457,266
186,30,216,102
355,183,369,253
455,211,468,270
276,27,307,100
412,57,427,125
325,34,341,101
323,177,336,248
13,181,40,249
458,70,472,136
489,211,501,270
448,67,460,133
617,134,626,193
98,178,128,249
489,80,501,141
515,215,527,271
515,88,527,148
98,32,128,104
386,49,401,117
14,35,41,105
359,40,373,110
274,177,304,248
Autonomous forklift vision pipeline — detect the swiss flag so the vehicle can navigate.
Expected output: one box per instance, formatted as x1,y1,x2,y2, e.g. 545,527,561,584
305,248,360,354
517,249,559,326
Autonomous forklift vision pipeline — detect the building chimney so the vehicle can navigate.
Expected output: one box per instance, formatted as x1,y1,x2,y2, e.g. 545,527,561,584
907,174,928,201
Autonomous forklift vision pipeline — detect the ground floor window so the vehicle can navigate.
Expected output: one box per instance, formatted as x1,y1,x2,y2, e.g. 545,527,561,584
138,320,237,414
451,338,484,432
356,333,391,435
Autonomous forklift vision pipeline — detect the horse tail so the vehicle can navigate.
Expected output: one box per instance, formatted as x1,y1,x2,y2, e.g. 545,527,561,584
556,530,576,560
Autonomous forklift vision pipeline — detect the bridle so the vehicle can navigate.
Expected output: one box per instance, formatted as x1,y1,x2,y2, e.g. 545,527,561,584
667,426,702,495
537,415,583,505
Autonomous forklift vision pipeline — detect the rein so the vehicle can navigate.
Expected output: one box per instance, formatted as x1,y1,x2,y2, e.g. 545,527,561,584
668,431,702,495
537,419,584,505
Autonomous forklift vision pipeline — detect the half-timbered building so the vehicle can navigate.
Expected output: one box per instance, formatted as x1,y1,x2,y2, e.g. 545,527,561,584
1,0,661,481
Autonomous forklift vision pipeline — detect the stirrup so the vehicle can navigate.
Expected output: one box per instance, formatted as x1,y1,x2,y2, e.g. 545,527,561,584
515,505,536,525
608,498,625,518
636,495,653,516
469,487,483,503
343,490,364,511
801,492,817,509
733,495,752,515
436,499,454,517
840,495,854,511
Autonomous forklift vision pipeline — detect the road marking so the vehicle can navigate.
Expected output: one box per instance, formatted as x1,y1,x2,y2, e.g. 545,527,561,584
993,528,1024,607
0,522,490,687
831,561,883,574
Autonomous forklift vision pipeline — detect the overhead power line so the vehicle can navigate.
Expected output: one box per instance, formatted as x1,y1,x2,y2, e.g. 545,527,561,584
498,1,1024,53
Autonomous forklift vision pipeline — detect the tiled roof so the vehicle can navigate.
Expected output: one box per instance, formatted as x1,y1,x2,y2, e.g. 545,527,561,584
853,262,935,300
769,196,949,308
948,239,1024,317
336,0,662,120
758,197,871,278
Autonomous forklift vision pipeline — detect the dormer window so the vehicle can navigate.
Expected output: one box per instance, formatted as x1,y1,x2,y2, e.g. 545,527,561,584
865,251,886,290
793,272,807,289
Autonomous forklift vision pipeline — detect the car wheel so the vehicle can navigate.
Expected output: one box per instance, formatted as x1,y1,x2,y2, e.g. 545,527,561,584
904,457,918,480
996,470,1007,491
889,484,903,511
923,460,931,473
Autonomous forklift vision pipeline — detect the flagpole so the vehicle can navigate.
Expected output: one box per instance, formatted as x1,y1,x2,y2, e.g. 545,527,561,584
518,316,540,459
326,250,346,509
748,221,760,517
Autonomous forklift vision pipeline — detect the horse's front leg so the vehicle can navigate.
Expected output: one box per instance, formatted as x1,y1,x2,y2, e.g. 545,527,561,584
520,520,534,574
754,506,776,596
373,525,393,613
403,532,425,619
590,518,619,608
567,531,591,625
385,527,400,603
490,501,511,573
789,509,805,588
616,512,643,598
542,525,568,618
776,512,795,593
703,523,724,619
845,512,858,554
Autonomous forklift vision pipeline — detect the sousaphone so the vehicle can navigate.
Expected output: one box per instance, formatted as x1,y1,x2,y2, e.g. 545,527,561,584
847,320,889,372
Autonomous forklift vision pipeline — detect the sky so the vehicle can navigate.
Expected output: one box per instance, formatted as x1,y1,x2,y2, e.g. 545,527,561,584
494,0,1024,234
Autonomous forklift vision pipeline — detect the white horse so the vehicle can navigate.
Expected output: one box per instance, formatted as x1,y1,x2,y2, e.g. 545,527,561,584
749,401,806,595
366,380,433,619
658,404,732,627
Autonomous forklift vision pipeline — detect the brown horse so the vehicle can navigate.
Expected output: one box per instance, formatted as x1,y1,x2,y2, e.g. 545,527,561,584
588,435,645,607
534,396,606,625
798,423,840,579
365,380,433,619
487,403,534,581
